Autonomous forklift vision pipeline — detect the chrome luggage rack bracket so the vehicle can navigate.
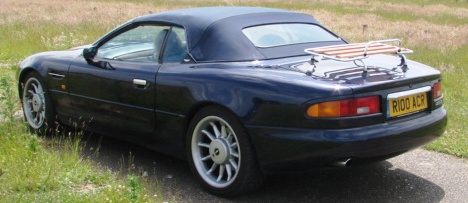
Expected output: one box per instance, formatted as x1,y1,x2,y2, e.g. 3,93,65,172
304,39,413,78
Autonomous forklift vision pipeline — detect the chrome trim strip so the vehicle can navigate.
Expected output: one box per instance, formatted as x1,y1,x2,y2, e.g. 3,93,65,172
48,72,65,78
387,86,431,99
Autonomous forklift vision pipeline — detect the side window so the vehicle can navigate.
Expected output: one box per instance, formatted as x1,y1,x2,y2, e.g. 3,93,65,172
96,25,170,63
162,27,188,63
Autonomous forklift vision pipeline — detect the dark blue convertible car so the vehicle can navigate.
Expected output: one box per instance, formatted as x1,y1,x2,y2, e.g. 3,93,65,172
17,7,447,196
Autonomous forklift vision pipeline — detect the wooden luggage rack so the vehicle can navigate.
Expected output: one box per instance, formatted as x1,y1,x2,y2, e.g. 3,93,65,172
304,39,413,77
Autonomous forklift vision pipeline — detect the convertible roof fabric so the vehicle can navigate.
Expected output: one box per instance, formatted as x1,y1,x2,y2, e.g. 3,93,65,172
133,7,337,62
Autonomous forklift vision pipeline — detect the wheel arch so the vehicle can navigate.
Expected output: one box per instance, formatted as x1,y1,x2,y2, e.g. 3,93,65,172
17,68,42,100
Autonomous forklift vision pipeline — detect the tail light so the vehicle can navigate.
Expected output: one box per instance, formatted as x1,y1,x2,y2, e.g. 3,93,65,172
433,82,442,99
307,96,381,118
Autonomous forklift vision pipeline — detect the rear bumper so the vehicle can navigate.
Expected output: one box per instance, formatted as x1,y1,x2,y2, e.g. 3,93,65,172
246,107,447,172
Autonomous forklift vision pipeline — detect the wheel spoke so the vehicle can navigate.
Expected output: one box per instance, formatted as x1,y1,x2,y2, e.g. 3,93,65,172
216,164,225,182
230,142,238,149
201,130,215,141
32,83,39,94
229,158,238,171
37,111,42,120
201,155,211,161
38,111,45,124
221,125,227,138
226,131,232,141
197,142,210,148
34,112,40,123
210,122,221,138
207,163,218,174
231,151,239,158
226,164,232,181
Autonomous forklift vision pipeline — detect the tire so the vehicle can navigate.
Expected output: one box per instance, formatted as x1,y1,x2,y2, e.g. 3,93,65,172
186,106,264,197
21,72,56,135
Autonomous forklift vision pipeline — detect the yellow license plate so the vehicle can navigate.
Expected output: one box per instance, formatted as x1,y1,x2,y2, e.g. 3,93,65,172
387,92,428,118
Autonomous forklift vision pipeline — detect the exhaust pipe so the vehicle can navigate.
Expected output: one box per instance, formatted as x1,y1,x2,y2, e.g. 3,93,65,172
331,158,353,168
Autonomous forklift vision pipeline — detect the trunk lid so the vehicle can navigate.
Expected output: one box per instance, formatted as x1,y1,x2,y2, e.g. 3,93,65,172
282,54,440,87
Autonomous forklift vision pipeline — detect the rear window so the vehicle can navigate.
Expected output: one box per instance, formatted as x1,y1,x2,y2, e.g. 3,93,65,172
242,24,341,48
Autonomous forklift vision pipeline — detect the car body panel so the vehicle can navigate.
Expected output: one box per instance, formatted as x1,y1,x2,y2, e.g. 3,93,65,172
67,57,158,135
247,107,447,172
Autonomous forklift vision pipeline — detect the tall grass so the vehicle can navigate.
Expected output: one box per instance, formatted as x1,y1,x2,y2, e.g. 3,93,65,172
0,131,162,202
0,84,162,202
0,66,17,123
0,22,105,62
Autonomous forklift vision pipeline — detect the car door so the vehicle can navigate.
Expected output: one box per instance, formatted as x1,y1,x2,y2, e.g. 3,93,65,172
68,24,170,136
150,26,194,153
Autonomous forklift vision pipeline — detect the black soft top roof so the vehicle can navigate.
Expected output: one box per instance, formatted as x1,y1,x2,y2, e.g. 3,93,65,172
132,7,344,62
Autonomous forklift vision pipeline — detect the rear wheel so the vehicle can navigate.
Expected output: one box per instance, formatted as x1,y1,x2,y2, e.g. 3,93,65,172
22,72,56,134
187,106,263,197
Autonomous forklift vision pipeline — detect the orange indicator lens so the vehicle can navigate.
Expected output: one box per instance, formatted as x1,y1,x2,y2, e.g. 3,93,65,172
307,96,380,118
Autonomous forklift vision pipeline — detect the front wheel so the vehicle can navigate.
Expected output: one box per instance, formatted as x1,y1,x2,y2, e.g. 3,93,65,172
21,72,56,134
187,106,263,197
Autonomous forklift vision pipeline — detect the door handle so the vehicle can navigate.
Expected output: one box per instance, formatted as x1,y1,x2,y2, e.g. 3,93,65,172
133,79,147,88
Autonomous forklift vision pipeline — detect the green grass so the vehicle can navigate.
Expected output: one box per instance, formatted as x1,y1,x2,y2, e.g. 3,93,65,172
0,22,108,62
411,46,468,157
0,130,162,202
0,66,163,202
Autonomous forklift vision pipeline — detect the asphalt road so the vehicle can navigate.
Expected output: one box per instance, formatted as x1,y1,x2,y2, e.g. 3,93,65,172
81,134,468,203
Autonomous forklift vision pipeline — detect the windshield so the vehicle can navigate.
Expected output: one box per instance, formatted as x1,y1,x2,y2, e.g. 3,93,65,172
242,23,341,48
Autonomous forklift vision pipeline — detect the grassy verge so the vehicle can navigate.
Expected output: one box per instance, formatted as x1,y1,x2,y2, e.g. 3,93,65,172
0,67,162,202
413,46,468,157
0,126,160,202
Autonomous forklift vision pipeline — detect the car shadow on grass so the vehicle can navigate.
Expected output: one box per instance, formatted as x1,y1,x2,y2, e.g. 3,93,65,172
80,133,445,203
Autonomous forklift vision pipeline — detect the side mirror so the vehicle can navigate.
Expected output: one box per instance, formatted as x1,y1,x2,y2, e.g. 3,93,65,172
83,46,97,64
82,46,114,70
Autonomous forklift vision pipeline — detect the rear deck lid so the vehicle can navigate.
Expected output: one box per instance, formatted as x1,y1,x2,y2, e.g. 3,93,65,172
282,52,440,86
